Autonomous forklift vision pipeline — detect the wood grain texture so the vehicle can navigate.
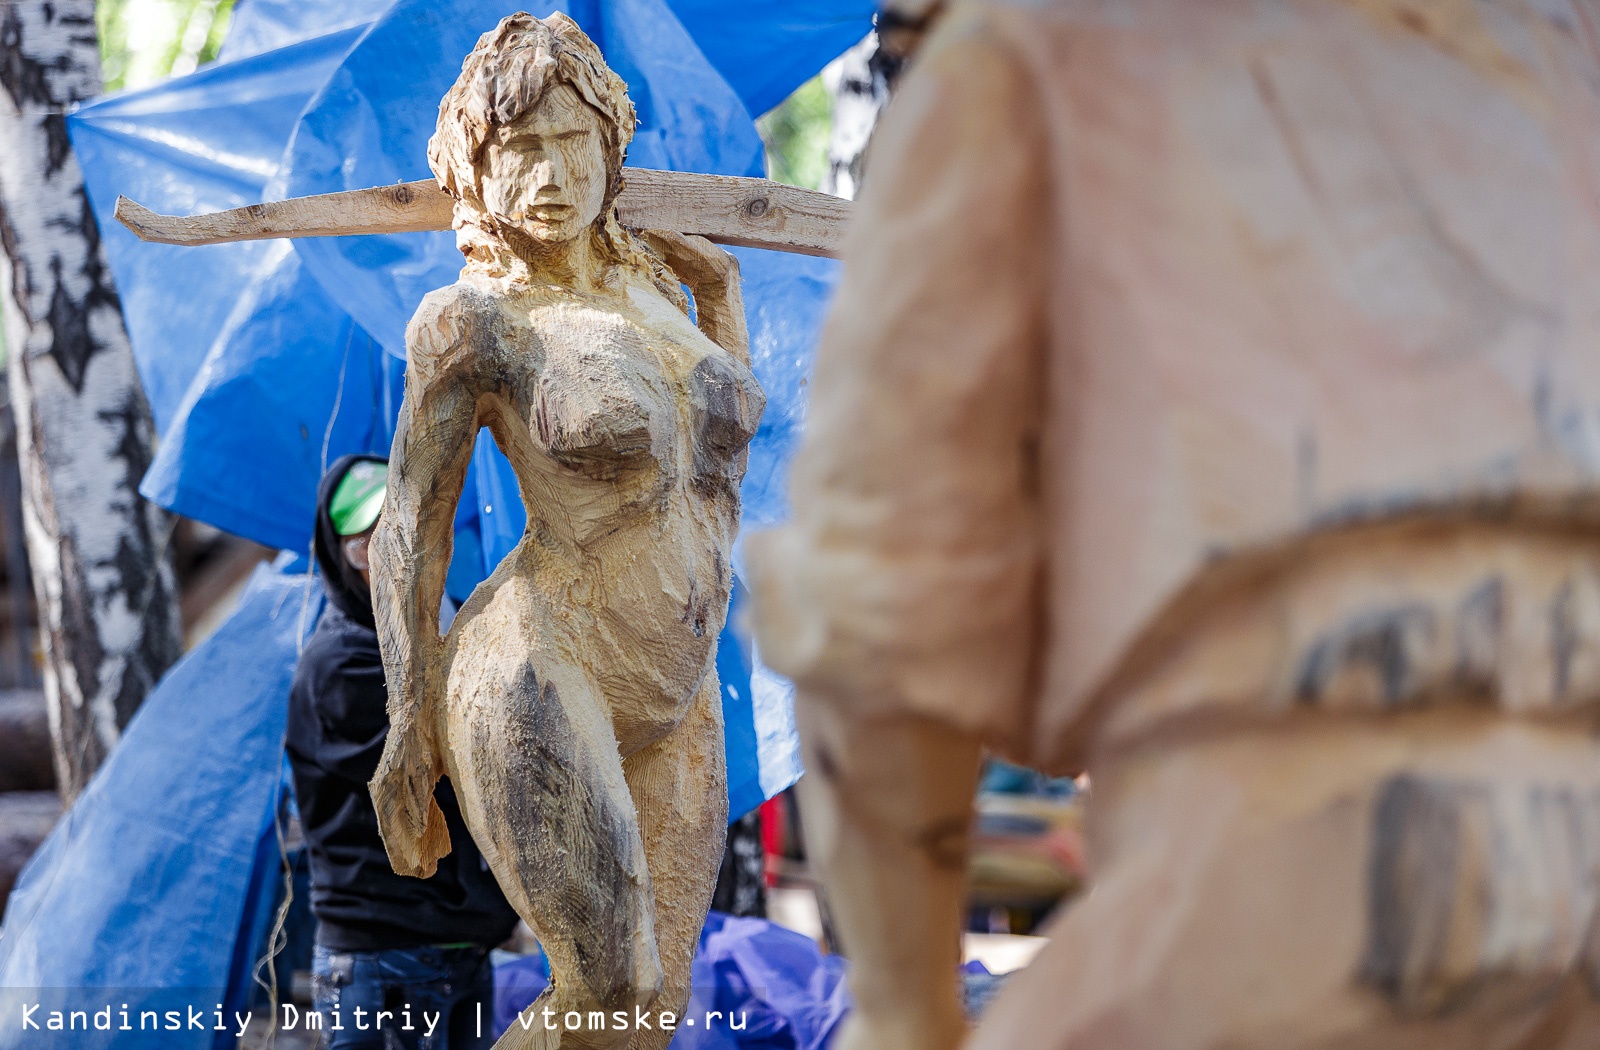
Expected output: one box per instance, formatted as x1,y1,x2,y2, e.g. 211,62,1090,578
114,182,453,244
742,2,1600,1050
361,15,753,1049
616,169,852,257
115,169,853,257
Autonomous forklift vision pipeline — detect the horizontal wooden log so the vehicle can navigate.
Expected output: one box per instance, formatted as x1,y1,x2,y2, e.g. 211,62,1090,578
0,690,54,793
115,169,853,258
0,790,62,907
615,169,852,258
116,182,451,246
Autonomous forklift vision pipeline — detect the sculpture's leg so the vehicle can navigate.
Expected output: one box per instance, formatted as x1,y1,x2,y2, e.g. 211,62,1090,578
968,713,1600,1050
620,675,728,1050
443,660,663,1050
793,697,983,1050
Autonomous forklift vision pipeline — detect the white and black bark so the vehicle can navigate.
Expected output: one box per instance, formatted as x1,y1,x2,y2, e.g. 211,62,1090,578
822,6,942,201
821,33,889,202
0,0,182,801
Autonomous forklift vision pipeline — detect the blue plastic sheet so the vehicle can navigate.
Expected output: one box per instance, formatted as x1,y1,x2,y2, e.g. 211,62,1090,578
218,0,397,62
0,564,320,1050
222,0,875,116
69,0,848,814
69,26,369,442
70,0,856,558
677,912,852,1050
667,0,878,118
491,953,551,1038
491,912,853,1048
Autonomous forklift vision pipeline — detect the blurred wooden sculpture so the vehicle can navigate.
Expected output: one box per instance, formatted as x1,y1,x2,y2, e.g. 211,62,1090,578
748,2,1600,1049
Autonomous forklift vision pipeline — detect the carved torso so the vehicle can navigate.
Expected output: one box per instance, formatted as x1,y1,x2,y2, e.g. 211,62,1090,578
408,274,762,752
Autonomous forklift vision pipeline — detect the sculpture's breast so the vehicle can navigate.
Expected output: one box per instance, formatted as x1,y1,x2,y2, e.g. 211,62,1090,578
520,301,675,481
685,350,763,495
505,295,763,495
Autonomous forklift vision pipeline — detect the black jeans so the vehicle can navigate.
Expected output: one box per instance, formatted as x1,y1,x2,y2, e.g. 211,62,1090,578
310,943,496,1049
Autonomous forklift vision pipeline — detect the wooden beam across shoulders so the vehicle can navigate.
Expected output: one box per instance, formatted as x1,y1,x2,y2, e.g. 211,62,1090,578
114,168,853,258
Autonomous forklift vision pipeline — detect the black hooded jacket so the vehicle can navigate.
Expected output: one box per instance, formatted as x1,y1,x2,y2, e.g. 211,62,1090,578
285,453,519,952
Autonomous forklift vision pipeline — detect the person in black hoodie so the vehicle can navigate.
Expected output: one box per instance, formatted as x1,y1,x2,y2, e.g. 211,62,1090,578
287,454,518,1049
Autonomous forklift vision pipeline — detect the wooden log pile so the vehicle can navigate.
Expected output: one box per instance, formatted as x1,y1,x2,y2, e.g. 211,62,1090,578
0,689,59,911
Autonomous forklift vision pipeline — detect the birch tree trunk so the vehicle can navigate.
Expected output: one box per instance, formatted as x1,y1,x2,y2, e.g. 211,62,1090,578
0,1,182,801
821,33,890,202
823,7,937,200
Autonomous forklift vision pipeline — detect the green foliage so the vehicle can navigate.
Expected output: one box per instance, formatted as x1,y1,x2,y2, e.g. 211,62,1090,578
97,0,236,93
757,76,832,191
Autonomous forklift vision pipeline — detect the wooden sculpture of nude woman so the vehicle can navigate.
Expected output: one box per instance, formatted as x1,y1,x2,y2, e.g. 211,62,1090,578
365,13,763,1048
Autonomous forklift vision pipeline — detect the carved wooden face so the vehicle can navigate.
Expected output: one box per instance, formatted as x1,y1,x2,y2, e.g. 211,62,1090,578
480,82,609,245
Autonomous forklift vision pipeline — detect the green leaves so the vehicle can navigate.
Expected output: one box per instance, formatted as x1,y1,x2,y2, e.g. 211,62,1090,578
96,0,235,93
758,76,832,191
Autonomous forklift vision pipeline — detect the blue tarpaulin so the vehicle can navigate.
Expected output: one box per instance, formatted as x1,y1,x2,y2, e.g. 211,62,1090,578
72,0,864,557
69,0,856,814
0,1,869,1043
220,0,876,117
0,563,317,1050
492,911,853,1047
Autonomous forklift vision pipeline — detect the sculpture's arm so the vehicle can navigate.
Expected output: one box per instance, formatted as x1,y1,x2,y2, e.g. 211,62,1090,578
796,702,983,1050
368,291,482,879
744,12,1047,1050
640,229,751,366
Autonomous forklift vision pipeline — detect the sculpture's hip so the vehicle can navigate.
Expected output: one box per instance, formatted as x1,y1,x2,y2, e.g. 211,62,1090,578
443,503,735,753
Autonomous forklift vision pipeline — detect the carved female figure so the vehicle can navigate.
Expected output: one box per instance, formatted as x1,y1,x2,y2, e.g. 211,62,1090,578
366,14,762,1048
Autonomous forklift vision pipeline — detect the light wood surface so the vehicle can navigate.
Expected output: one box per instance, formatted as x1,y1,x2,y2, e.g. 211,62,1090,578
615,169,851,257
744,3,1600,1050
115,182,452,244
115,168,852,257
365,15,756,1049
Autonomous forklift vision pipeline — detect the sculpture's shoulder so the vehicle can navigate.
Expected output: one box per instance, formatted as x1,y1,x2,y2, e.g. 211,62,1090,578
405,280,503,380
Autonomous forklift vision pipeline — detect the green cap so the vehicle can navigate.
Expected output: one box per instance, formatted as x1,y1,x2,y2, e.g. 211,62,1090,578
330,460,388,536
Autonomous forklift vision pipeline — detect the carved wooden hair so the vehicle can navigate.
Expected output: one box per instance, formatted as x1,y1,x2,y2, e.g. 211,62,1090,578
429,11,687,307
428,11,634,207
